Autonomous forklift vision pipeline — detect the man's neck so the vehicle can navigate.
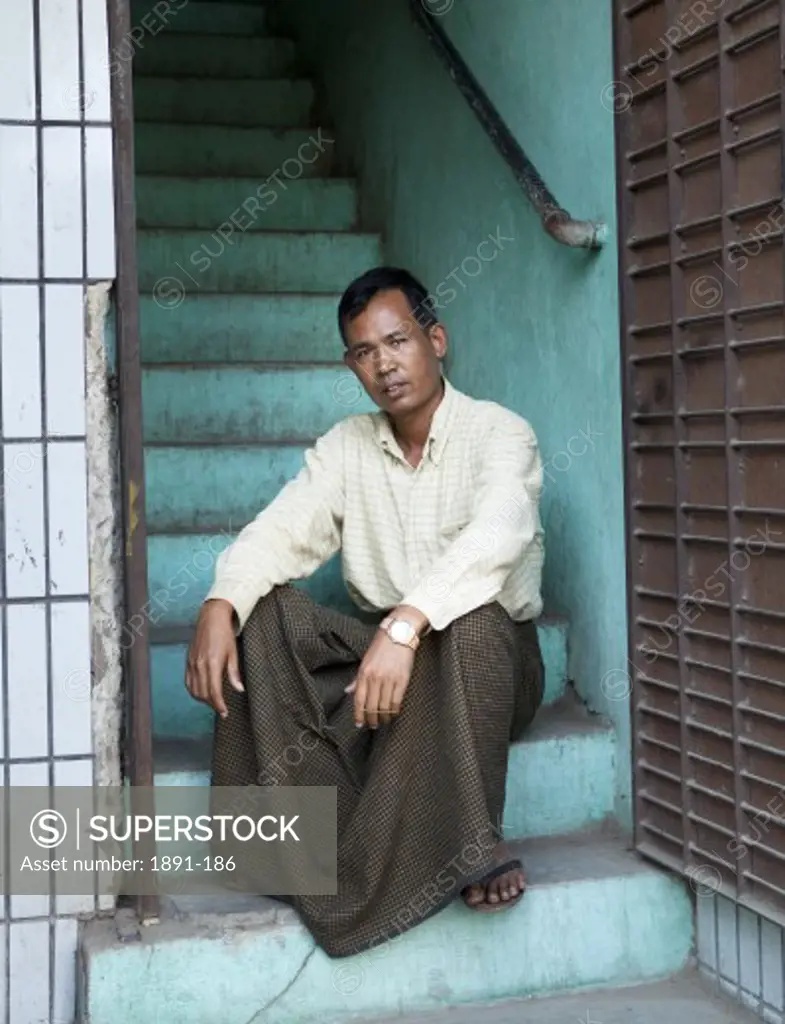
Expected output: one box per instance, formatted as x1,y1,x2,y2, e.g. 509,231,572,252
389,379,445,461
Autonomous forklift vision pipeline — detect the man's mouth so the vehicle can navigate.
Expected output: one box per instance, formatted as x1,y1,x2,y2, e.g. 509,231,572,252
383,381,408,397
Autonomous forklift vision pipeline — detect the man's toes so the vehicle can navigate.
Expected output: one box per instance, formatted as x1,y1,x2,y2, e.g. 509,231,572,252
487,878,500,904
464,883,485,906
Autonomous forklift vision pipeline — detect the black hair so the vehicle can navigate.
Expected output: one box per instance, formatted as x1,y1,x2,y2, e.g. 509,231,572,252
337,266,440,345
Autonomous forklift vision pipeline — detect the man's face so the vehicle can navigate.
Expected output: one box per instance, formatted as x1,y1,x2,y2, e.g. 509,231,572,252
342,288,447,415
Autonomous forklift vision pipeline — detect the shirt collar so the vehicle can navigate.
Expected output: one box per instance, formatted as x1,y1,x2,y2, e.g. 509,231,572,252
375,376,458,466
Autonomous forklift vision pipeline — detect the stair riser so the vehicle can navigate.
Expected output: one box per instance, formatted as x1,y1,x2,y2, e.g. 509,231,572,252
134,125,335,178
142,366,377,444
145,543,354,628
140,294,343,363
131,1,267,36
133,35,295,77
152,724,613,846
145,444,309,532
150,618,568,741
153,707,614,852
136,178,357,233
80,870,693,1024
137,231,382,294
133,78,314,127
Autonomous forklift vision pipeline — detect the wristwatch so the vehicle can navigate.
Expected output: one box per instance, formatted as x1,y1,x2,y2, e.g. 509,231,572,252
379,615,421,650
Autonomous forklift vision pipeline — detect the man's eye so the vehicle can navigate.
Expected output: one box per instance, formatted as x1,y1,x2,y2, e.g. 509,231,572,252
390,338,402,348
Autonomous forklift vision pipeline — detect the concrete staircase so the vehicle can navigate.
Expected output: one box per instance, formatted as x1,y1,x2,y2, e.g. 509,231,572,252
77,2,694,1021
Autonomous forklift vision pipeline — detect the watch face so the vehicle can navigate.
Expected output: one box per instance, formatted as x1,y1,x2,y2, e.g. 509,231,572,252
390,620,414,643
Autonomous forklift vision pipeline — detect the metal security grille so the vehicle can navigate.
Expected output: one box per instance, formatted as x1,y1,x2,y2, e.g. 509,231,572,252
614,0,785,919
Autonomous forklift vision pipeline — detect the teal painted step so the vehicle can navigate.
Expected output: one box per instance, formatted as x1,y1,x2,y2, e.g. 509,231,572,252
131,1,267,36
133,77,314,128
144,444,309,531
142,365,377,444
139,295,343,363
146,537,352,624
134,124,335,177
78,832,693,1024
150,693,613,840
137,230,382,293
136,178,358,233
133,34,295,78
150,616,568,740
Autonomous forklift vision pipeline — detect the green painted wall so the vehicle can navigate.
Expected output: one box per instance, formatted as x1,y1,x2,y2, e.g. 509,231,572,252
271,0,630,823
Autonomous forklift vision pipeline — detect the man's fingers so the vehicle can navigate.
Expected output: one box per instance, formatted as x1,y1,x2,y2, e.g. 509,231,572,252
378,677,396,726
227,646,244,693
344,679,357,694
365,677,381,730
354,677,368,728
389,676,409,718
207,657,229,718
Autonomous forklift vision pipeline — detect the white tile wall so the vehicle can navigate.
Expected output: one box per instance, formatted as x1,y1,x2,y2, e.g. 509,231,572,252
9,762,49,922
46,284,87,436
2,0,115,1019
4,442,46,598
7,604,48,760
54,918,79,1024
0,127,39,280
82,0,113,123
740,907,762,998
51,599,92,756
762,920,784,1012
0,285,41,438
718,895,740,984
43,127,84,280
698,894,785,1024
40,0,81,122
48,441,89,595
85,127,116,279
10,922,50,1024
0,0,35,120
54,758,95,916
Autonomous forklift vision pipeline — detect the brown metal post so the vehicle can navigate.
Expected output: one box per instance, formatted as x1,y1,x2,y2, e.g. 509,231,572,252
106,0,159,923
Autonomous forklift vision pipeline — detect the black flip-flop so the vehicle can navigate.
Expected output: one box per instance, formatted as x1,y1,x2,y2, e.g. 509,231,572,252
461,858,526,914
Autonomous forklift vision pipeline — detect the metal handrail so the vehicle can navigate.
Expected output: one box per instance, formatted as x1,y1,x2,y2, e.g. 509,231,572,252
411,1,607,250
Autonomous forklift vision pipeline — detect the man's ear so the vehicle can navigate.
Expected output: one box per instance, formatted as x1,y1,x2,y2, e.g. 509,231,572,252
429,323,448,360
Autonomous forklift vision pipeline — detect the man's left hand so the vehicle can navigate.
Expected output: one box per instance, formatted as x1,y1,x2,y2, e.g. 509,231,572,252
345,629,416,729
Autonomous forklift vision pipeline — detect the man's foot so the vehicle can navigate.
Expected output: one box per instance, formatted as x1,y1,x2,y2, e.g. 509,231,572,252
462,842,526,912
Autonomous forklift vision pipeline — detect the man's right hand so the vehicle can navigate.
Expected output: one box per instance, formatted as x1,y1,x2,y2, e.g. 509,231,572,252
185,599,244,719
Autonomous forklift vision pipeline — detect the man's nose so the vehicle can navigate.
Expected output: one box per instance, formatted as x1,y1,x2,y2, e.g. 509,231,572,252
375,348,396,374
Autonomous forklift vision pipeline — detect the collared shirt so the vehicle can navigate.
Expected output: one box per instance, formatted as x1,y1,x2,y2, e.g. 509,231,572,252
206,377,544,632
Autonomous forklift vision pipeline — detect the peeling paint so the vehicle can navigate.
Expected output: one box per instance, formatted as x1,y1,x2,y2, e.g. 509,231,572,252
127,478,141,557
85,281,124,887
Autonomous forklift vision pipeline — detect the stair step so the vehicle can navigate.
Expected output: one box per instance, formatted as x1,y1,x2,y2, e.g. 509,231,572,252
149,616,569,740
131,1,268,36
77,831,692,1024
139,294,343,363
133,33,296,78
151,695,613,840
146,540,352,628
144,443,309,531
136,177,358,233
134,124,336,178
141,364,377,444
133,77,314,128
137,229,383,294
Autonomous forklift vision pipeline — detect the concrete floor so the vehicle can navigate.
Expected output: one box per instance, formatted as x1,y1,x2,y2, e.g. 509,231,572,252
361,973,761,1024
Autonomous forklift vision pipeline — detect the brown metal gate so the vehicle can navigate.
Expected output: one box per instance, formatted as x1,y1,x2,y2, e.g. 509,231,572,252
614,0,785,919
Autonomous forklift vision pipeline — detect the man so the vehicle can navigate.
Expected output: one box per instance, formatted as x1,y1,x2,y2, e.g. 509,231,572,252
186,266,545,958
